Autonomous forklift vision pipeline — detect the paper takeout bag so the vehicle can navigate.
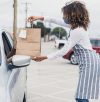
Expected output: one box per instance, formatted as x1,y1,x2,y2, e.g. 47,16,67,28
16,28,41,57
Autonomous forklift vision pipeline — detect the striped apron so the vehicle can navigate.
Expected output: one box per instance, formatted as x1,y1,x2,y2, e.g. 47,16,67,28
73,44,100,99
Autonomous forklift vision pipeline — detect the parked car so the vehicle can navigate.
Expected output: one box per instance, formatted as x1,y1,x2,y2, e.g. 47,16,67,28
55,38,100,64
0,29,31,102
90,38,100,54
54,39,66,49
63,49,77,64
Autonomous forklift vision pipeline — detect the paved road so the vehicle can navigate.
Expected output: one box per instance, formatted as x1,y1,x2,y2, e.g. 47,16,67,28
27,42,100,102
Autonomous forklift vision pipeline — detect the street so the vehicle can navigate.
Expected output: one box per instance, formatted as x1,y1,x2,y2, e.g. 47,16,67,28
27,41,100,102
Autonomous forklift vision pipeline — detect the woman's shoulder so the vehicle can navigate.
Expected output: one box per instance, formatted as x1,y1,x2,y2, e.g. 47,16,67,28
71,28,89,37
70,28,90,42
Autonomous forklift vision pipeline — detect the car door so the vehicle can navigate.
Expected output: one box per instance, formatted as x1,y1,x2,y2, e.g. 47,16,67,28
0,30,11,102
1,30,27,102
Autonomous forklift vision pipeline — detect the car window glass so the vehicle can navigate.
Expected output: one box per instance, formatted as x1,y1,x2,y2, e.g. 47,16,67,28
2,32,12,57
90,39,100,47
5,31,13,47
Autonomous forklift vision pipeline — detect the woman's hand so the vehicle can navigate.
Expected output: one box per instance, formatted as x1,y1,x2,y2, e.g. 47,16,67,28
32,56,47,62
27,16,44,22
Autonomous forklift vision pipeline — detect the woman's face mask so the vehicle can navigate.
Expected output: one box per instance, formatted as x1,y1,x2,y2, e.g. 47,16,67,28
63,16,70,24
63,18,69,24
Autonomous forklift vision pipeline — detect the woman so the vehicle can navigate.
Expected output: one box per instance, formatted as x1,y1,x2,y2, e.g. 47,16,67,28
28,1,100,102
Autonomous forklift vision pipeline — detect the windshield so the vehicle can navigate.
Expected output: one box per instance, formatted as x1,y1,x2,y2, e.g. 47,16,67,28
90,39,100,47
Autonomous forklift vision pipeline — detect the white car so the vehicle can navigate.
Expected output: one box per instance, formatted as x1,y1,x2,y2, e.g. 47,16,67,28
54,39,66,49
0,30,31,102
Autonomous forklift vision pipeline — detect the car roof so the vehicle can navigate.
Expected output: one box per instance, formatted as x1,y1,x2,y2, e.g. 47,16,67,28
90,38,100,40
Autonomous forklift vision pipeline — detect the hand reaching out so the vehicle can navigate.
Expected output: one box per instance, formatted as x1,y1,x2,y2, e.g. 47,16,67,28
27,16,44,22
32,56,47,62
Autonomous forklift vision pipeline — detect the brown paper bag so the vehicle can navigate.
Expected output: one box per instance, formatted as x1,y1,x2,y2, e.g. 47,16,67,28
16,28,41,57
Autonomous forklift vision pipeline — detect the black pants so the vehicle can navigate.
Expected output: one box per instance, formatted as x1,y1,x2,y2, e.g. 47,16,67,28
76,98,89,102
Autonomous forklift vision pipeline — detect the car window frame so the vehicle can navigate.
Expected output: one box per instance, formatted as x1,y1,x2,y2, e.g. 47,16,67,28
2,31,13,57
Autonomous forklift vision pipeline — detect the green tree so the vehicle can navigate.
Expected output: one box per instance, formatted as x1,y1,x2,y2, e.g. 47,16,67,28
51,27,67,39
36,22,45,37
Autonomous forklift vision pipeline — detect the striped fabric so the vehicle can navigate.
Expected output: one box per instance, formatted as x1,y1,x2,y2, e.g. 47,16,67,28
73,44,100,99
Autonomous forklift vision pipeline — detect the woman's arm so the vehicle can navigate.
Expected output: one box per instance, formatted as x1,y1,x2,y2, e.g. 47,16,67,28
27,16,71,28
44,17,71,28
47,31,82,59
32,30,82,61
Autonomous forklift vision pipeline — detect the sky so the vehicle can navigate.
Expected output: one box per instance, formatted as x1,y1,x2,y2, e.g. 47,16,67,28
0,0,100,38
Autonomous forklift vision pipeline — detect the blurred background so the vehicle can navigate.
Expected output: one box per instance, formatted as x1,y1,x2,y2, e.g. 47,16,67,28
0,0,100,38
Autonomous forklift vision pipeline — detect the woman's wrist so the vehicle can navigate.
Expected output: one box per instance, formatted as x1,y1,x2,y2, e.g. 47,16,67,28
43,56,48,59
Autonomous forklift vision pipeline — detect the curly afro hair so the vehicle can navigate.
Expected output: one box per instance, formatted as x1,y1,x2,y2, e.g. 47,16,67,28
62,1,90,30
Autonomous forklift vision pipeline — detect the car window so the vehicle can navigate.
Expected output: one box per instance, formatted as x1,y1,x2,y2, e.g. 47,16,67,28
2,32,12,57
90,39,100,47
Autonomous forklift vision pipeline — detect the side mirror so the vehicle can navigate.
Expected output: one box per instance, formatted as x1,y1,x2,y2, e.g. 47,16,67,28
8,55,31,69
12,55,31,66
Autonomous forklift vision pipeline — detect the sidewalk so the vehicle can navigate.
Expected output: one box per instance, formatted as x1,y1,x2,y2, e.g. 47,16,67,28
27,42,100,102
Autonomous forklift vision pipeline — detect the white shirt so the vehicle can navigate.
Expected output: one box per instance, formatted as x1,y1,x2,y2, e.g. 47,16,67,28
44,17,93,59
